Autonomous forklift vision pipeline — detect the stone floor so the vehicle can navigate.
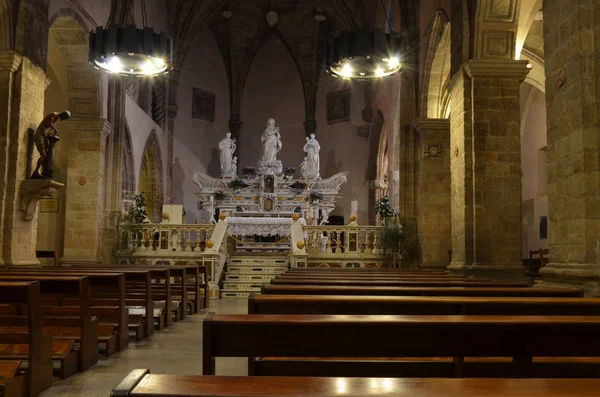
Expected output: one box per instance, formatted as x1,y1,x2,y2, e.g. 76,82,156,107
40,299,248,397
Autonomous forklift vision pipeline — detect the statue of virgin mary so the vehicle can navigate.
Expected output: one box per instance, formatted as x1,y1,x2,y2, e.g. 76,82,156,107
260,118,282,165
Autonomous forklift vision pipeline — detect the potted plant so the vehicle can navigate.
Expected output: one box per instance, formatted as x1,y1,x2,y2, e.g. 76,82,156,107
128,192,148,224
375,196,417,268
283,166,295,178
309,191,323,204
242,166,257,178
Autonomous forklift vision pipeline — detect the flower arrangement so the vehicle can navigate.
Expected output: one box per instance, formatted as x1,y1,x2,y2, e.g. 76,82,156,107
283,166,295,177
242,166,257,178
127,193,148,224
309,191,323,203
214,190,227,201
228,179,249,190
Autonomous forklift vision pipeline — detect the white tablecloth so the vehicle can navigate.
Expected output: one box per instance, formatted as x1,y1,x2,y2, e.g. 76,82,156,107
225,217,305,236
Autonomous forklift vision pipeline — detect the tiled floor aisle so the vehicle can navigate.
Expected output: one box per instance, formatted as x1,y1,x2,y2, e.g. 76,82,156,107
40,299,248,397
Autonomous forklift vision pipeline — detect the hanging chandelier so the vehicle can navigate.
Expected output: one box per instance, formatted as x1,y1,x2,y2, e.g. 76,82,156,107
326,1,402,80
88,0,172,76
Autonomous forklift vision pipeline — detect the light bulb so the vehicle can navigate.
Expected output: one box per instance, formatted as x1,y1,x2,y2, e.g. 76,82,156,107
105,56,123,73
375,68,384,77
341,64,352,77
387,56,400,68
153,58,166,68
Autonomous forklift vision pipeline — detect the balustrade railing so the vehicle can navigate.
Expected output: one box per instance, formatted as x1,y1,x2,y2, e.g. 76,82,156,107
119,223,216,253
303,225,382,256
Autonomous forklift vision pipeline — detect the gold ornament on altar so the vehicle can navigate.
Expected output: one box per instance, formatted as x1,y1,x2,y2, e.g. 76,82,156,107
206,240,214,249
349,214,357,222
292,213,300,221
219,213,227,221
162,212,169,220
296,241,305,249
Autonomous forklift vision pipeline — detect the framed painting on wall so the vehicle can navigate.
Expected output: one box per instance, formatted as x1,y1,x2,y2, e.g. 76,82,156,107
192,88,216,122
327,89,351,124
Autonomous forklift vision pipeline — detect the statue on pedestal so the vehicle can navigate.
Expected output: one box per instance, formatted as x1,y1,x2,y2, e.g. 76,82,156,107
31,110,71,179
301,133,320,179
218,132,237,177
259,118,282,174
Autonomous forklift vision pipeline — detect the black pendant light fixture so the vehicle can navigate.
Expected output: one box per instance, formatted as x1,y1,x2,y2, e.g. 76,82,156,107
89,0,172,76
326,0,402,80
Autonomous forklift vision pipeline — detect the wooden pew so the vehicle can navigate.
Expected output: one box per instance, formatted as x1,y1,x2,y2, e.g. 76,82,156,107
0,281,52,397
249,295,600,315
0,360,25,397
276,275,487,281
66,265,174,327
261,284,583,297
0,268,128,352
202,313,600,377
0,275,96,376
111,369,600,397
288,268,448,273
270,278,528,287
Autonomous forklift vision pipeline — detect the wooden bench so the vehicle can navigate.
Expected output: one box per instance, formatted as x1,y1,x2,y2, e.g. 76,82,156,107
248,295,600,315
261,284,583,297
276,274,483,280
0,281,52,396
288,268,449,273
270,278,528,287
0,275,96,376
0,268,128,353
0,360,24,397
525,249,550,281
203,313,600,377
111,369,600,397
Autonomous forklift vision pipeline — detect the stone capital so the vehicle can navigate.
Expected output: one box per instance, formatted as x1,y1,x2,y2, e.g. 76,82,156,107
167,103,179,119
414,118,450,132
0,51,23,73
464,59,531,81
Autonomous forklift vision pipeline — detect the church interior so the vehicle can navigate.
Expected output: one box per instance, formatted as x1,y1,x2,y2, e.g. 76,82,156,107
1,0,600,396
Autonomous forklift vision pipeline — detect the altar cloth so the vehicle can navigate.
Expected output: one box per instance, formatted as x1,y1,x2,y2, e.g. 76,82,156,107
225,216,305,236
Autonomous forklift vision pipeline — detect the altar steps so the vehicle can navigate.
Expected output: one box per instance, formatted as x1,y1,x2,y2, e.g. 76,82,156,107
220,254,289,299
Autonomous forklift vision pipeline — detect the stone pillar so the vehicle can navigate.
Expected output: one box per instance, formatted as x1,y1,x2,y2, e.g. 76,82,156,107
538,0,600,295
61,119,111,265
415,118,451,270
0,52,50,265
448,59,530,278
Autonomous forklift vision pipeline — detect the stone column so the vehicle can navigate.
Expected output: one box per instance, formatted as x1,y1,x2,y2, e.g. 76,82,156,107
448,59,530,278
0,51,50,265
538,0,600,294
415,118,451,270
61,119,111,265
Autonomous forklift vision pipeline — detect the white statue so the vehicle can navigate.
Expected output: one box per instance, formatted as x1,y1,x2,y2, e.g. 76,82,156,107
218,132,237,177
300,156,309,177
302,133,320,178
260,118,282,167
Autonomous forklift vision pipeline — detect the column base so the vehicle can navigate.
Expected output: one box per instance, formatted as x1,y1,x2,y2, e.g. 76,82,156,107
448,262,525,281
538,263,600,296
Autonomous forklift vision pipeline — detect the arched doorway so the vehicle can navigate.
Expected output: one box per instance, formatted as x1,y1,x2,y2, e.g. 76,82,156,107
139,132,164,223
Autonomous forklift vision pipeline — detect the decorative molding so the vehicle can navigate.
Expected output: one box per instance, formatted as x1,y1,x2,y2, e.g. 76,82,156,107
19,180,64,221
465,59,531,80
414,118,450,132
483,0,517,22
0,51,23,72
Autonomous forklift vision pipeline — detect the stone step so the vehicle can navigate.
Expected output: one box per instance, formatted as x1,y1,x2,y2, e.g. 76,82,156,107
221,281,264,290
226,265,288,274
224,274,278,282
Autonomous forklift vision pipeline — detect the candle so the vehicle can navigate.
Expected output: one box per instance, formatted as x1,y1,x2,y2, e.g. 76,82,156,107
351,200,358,215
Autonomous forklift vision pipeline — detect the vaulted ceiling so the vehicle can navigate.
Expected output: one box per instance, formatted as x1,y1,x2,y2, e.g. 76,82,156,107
165,0,418,134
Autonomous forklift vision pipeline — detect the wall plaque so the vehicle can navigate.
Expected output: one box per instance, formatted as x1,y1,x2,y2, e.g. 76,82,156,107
40,198,60,213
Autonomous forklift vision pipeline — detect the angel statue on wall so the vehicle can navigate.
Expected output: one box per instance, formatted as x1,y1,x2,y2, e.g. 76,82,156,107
31,110,71,180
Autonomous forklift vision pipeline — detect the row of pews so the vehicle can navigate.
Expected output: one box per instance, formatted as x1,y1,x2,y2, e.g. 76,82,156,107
113,267,600,396
0,263,207,397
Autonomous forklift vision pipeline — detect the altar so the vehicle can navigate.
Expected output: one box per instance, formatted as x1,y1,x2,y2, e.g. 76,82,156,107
193,117,349,224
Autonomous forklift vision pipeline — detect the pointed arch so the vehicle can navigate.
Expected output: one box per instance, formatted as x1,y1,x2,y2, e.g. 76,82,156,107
420,10,451,118
367,110,388,224
122,122,135,202
139,131,165,223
